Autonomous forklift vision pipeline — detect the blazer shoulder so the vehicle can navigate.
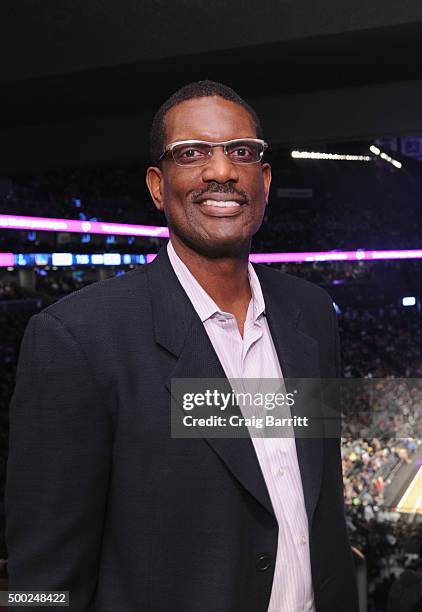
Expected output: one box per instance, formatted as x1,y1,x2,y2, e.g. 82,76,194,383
41,266,149,326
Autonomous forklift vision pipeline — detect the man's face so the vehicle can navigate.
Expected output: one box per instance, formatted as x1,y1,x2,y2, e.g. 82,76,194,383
146,96,271,258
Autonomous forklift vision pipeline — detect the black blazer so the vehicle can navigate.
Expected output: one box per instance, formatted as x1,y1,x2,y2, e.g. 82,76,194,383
6,245,359,612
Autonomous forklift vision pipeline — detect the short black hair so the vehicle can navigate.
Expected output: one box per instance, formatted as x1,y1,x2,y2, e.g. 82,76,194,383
149,80,264,165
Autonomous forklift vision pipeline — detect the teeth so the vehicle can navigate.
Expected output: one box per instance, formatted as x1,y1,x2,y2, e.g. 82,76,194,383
201,199,241,207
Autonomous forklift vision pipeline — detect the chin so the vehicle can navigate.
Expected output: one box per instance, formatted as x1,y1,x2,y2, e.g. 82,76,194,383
177,229,250,259
200,241,247,259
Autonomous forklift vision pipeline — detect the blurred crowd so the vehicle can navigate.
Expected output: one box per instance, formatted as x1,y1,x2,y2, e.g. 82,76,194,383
348,509,422,610
0,281,28,301
2,155,422,253
0,311,30,561
340,305,422,378
35,274,92,297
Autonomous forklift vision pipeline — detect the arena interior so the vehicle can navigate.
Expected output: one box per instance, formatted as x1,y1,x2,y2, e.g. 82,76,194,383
2,4,422,611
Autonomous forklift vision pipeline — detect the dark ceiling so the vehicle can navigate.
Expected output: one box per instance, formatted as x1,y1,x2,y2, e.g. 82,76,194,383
2,22,422,130
2,2,422,172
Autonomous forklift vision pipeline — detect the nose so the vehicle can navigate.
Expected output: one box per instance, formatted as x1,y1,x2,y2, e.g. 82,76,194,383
200,146,239,183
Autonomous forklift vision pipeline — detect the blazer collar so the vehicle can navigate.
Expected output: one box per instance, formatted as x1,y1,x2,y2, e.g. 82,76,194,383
146,244,323,526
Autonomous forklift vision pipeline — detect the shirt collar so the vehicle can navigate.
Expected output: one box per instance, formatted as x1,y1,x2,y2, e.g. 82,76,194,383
167,240,266,323
248,261,266,322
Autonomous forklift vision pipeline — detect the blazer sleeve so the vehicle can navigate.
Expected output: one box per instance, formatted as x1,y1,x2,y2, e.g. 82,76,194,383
5,310,112,611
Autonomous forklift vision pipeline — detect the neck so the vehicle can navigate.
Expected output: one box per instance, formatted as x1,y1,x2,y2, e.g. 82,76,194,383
169,235,252,315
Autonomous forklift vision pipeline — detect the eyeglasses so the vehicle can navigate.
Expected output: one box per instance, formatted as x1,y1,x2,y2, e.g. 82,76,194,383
158,138,268,167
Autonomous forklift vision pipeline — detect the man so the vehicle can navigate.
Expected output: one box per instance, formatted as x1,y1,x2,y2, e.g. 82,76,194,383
6,81,358,611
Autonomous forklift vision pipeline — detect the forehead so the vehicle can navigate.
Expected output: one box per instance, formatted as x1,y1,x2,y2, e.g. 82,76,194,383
163,96,257,144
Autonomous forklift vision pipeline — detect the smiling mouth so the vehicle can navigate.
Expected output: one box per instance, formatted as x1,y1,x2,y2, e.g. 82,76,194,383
200,199,242,208
195,198,245,217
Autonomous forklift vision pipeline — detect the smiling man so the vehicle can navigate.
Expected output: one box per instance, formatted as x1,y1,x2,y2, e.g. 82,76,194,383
146,88,271,337
6,81,359,611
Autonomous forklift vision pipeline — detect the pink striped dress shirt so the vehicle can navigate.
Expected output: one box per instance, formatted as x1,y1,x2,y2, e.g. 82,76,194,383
167,241,315,612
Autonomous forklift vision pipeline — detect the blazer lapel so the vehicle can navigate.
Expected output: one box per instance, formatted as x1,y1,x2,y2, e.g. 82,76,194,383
146,245,275,519
146,245,324,526
254,264,324,527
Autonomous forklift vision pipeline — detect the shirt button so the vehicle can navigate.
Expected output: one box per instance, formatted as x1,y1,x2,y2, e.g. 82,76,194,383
305,600,313,610
255,554,272,571
298,535,308,545
278,467,285,476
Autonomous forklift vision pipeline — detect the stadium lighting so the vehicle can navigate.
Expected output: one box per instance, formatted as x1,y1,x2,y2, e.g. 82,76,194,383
0,214,170,238
147,249,422,265
0,253,14,266
369,145,402,169
103,253,122,266
51,253,73,266
3,248,422,267
291,151,371,161
402,296,416,307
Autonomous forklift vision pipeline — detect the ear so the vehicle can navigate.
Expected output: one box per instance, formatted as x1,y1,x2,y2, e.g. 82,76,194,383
146,166,164,211
262,162,272,205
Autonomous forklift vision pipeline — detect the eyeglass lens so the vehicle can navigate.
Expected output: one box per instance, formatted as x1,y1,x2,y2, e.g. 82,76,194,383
172,141,264,166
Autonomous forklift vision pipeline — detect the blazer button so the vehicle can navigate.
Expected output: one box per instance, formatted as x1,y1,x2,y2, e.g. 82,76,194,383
256,554,272,571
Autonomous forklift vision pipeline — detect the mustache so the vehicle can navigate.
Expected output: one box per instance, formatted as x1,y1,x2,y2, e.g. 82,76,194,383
190,183,249,204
